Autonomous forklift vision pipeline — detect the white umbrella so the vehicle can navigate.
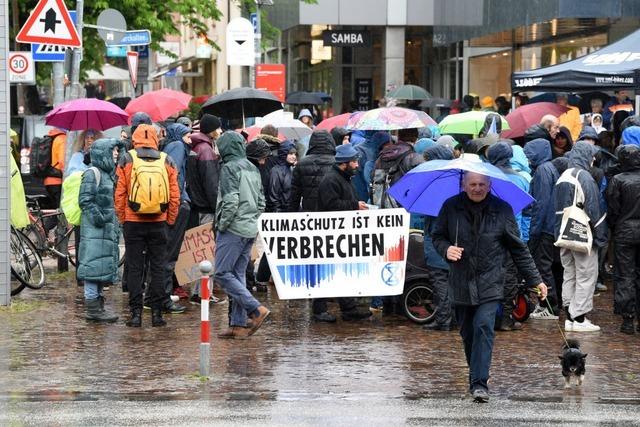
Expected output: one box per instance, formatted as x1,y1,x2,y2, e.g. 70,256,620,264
255,109,312,141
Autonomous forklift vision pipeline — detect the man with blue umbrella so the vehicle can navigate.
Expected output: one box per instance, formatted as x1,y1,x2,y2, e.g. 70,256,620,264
431,171,547,403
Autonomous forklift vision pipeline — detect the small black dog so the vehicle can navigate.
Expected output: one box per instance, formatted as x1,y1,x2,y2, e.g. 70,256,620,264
559,339,587,388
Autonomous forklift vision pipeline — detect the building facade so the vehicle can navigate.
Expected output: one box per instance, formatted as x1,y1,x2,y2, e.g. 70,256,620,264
267,0,640,113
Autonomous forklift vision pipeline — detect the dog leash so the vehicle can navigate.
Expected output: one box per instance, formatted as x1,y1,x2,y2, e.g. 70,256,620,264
536,288,571,348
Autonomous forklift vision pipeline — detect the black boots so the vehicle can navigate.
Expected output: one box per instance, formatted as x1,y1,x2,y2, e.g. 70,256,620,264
152,308,166,327
85,298,118,323
126,308,142,327
621,316,635,335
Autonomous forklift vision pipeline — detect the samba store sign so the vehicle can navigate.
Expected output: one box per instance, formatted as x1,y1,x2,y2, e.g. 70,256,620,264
258,209,409,300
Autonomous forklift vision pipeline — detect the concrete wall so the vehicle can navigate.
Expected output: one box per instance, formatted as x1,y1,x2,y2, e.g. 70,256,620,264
1,0,9,306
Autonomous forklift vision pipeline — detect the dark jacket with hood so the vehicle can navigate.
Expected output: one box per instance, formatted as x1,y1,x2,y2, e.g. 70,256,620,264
267,140,295,213
606,145,640,243
432,193,542,306
317,165,359,212
524,138,559,238
373,140,424,186
163,123,191,202
78,138,121,283
554,142,607,248
215,131,265,237
423,146,453,271
290,130,336,212
259,133,282,189
552,126,573,159
524,124,553,145
187,132,220,213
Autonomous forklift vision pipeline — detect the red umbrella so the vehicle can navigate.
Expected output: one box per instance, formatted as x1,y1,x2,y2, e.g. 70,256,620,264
317,112,363,131
502,102,570,139
125,89,192,122
46,98,128,131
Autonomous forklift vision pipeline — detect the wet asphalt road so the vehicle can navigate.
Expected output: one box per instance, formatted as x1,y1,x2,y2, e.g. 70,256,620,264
1,269,639,425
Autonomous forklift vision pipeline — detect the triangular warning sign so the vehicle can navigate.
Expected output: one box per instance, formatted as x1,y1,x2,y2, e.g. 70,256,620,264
127,51,139,88
16,0,81,47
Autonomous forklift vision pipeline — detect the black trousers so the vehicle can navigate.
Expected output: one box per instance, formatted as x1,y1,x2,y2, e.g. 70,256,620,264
431,268,453,326
529,233,559,313
123,221,168,310
501,255,519,321
613,241,640,318
162,201,191,301
312,298,356,314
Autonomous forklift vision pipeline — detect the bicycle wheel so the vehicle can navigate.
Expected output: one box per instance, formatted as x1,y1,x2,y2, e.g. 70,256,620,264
10,270,26,296
10,228,46,289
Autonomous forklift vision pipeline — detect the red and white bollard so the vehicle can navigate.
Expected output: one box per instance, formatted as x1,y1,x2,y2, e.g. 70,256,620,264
199,260,213,376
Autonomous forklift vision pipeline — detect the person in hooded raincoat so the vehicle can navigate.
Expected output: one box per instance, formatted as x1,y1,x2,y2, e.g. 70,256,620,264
267,141,297,213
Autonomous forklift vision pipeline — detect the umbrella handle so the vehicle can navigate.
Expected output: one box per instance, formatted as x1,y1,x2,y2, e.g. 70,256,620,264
455,219,458,247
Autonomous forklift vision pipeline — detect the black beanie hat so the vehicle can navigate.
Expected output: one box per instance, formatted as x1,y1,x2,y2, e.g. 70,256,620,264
199,114,221,134
246,138,271,160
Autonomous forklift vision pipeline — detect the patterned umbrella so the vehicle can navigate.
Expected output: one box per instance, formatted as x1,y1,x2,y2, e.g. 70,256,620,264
346,107,436,131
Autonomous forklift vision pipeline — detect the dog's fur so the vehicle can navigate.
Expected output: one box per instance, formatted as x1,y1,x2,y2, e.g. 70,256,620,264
559,339,587,388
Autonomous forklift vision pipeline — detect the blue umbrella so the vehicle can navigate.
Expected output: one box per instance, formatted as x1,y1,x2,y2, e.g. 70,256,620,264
388,158,535,216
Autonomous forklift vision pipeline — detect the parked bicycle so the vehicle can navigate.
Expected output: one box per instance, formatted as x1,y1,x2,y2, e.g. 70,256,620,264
10,225,45,295
23,195,77,268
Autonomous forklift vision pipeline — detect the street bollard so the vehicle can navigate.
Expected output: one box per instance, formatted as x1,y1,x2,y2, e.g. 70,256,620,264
199,260,213,377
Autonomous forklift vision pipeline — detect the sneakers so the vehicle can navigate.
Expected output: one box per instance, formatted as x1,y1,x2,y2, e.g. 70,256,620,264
163,301,186,314
173,286,189,300
472,388,489,403
530,305,559,320
170,295,180,303
596,282,607,292
564,319,574,332
572,318,601,332
189,294,226,305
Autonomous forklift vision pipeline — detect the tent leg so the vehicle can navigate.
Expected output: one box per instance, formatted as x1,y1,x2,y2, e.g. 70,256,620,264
511,96,516,112
636,94,640,116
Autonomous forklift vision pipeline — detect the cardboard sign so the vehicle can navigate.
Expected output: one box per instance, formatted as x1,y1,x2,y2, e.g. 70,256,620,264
175,223,216,285
258,209,410,300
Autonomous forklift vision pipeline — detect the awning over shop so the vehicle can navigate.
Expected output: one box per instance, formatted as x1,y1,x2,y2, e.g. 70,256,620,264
512,29,640,93
85,64,131,81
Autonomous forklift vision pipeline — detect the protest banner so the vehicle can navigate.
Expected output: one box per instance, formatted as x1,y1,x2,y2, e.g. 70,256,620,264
175,223,215,285
258,208,410,299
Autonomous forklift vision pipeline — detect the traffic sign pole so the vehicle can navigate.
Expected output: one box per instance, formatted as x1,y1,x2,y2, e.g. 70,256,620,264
68,0,83,101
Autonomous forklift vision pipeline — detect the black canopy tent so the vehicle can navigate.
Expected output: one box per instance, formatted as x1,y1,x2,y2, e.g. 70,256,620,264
511,29,640,112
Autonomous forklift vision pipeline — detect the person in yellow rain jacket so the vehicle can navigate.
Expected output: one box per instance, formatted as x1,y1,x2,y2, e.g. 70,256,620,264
557,93,582,142
11,153,29,229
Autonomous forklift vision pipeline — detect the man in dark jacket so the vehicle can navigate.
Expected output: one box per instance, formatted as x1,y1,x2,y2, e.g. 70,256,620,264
555,142,607,333
524,115,559,144
524,138,561,320
372,128,424,189
432,172,546,402
289,130,336,212
186,114,222,228
313,144,372,322
422,145,455,331
606,145,640,334
257,124,282,191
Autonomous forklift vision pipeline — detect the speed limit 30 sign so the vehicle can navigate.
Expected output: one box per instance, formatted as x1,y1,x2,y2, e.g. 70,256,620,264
9,52,36,85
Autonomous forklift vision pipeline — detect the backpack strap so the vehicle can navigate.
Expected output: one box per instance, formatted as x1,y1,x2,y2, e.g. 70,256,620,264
85,166,101,187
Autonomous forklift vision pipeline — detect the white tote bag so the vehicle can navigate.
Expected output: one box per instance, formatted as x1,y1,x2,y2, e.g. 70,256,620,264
554,169,592,254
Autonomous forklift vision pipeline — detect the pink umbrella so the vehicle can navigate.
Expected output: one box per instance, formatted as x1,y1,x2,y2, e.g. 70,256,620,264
125,88,192,122
317,112,363,131
501,102,570,139
346,107,436,131
45,98,129,131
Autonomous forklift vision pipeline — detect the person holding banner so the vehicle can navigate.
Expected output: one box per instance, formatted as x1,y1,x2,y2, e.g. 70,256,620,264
432,171,547,403
312,144,372,322
214,131,271,339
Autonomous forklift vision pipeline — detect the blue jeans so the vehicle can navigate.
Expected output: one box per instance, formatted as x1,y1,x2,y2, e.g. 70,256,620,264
214,231,260,327
455,301,499,393
84,281,104,300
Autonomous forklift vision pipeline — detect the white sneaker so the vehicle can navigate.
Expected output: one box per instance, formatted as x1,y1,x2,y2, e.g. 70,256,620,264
170,295,180,303
531,306,559,320
564,319,574,332
572,318,601,332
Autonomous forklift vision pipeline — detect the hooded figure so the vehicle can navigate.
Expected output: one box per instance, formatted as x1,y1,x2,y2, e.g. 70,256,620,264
415,137,436,155
290,130,336,212
555,141,607,328
267,140,297,212
163,123,191,202
487,142,531,242
78,138,122,322
622,126,640,146
509,145,532,183
577,126,600,144
423,144,453,162
606,144,640,332
552,126,573,159
352,131,390,201
330,127,351,146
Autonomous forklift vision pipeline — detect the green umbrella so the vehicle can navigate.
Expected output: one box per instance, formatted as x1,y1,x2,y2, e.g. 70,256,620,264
438,111,510,136
387,84,432,101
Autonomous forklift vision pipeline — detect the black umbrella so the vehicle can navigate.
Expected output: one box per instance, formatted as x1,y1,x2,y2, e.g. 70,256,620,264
201,87,282,120
578,91,611,114
285,91,326,105
108,97,131,110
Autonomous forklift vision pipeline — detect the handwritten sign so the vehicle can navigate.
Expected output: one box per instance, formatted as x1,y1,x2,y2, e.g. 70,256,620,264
175,223,216,285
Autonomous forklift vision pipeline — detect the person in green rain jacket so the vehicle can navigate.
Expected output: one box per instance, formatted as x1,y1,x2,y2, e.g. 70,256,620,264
77,138,121,323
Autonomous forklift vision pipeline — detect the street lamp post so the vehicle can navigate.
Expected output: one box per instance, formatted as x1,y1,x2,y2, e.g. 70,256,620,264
252,0,273,88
